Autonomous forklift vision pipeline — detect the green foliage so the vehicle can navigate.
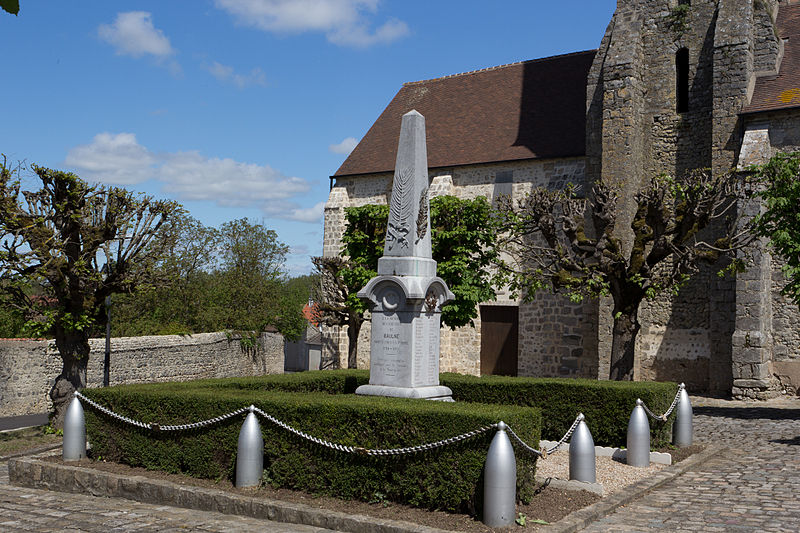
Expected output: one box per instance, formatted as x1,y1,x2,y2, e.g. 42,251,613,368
752,152,800,307
0,0,19,16
667,3,691,34
440,373,677,447
337,195,501,329
0,161,179,376
83,378,540,513
111,216,305,340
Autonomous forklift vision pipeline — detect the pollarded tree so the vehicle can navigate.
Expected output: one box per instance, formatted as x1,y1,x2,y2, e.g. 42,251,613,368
0,161,180,425
313,195,501,368
495,171,753,381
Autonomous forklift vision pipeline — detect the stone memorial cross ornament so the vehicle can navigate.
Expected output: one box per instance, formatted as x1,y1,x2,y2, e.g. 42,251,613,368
356,110,454,400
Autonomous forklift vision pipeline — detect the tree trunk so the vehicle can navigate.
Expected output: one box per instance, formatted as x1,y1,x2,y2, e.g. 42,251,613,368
347,312,363,369
609,312,640,381
48,331,90,429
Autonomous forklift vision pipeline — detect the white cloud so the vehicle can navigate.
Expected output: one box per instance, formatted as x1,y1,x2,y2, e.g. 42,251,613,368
263,200,325,223
65,133,313,218
64,133,156,185
290,244,310,256
98,12,180,74
159,151,308,206
214,0,409,47
329,137,358,155
98,12,175,58
204,61,267,88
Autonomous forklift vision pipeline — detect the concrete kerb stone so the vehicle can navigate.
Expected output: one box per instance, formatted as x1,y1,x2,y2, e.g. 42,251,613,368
7,453,455,533
538,444,724,533
7,444,723,533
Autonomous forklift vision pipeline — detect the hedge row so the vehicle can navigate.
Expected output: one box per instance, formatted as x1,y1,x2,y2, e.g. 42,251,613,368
83,385,540,513
187,370,678,447
439,374,678,447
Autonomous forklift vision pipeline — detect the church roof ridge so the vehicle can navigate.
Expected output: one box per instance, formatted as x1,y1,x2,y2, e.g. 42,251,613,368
402,49,597,87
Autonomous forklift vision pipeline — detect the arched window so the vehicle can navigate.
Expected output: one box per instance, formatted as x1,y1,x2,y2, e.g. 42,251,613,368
676,48,690,113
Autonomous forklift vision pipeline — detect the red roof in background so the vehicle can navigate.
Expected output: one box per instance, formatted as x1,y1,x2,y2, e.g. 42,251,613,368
745,3,800,114
302,303,321,327
334,50,596,178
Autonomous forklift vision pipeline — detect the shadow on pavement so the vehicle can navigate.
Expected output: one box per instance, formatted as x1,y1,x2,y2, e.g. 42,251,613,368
694,406,800,421
770,436,800,446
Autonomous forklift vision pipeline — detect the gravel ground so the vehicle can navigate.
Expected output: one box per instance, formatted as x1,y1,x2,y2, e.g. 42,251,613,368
535,453,666,495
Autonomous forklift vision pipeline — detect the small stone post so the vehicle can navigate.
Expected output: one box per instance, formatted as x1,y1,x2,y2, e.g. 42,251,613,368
483,421,516,527
569,414,596,483
235,406,264,488
63,392,86,461
627,399,650,467
673,383,693,447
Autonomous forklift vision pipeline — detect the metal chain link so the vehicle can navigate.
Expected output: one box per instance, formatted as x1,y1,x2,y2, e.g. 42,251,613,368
253,406,495,456
506,412,584,458
75,392,249,431
75,392,498,455
641,383,684,422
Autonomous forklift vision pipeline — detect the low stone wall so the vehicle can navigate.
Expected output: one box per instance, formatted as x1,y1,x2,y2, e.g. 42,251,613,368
0,332,284,418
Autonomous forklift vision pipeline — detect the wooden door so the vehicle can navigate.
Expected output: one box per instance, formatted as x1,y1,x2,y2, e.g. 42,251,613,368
480,306,518,376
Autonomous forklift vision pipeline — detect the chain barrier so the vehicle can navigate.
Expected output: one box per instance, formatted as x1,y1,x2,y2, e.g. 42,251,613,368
641,383,684,422
506,412,584,459
75,392,250,431
76,392,497,456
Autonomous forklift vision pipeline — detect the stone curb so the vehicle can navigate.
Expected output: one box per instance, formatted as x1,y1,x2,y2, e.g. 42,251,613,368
7,445,722,533
538,444,724,533
7,454,455,533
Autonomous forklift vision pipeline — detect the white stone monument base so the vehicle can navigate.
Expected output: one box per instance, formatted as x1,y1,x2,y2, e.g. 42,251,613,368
355,384,454,402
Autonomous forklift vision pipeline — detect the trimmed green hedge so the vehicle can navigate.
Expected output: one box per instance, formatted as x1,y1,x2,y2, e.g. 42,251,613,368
185,370,678,447
83,384,540,513
439,374,678,447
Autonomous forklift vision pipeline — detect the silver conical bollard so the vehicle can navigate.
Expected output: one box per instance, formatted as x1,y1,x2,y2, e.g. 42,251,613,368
673,383,693,447
235,406,264,488
627,398,650,467
483,421,516,527
63,392,86,461
569,414,596,483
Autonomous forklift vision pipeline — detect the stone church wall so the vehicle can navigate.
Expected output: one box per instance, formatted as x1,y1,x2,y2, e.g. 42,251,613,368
0,331,284,418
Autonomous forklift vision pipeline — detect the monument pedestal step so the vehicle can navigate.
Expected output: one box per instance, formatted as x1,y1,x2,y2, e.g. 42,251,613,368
355,384,454,402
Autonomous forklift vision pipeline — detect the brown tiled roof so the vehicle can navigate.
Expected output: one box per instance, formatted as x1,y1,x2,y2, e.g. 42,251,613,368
334,50,596,177
744,3,800,114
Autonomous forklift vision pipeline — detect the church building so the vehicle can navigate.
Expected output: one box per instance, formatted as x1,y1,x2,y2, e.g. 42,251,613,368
322,0,800,399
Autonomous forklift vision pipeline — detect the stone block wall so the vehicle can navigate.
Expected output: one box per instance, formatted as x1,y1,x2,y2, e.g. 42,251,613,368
518,293,598,378
0,331,284,417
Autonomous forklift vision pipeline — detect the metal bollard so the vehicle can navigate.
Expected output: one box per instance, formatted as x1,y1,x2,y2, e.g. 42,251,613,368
483,421,516,527
673,383,693,447
569,414,596,483
627,398,650,467
63,392,86,461
235,405,264,488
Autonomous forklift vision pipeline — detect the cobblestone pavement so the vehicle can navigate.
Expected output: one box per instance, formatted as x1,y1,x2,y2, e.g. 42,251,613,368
0,461,335,532
581,395,800,532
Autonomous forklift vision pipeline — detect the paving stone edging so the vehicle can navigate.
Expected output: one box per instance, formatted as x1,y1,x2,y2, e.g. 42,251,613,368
7,454,454,533
8,446,722,533
538,444,724,533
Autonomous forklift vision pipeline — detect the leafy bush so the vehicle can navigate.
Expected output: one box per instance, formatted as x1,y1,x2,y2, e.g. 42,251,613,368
83,383,540,513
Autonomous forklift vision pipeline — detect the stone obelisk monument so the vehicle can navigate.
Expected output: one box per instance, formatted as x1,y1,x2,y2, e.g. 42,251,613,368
355,110,454,401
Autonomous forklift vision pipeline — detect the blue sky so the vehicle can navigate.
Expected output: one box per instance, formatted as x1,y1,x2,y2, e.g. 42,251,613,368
0,1,616,276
